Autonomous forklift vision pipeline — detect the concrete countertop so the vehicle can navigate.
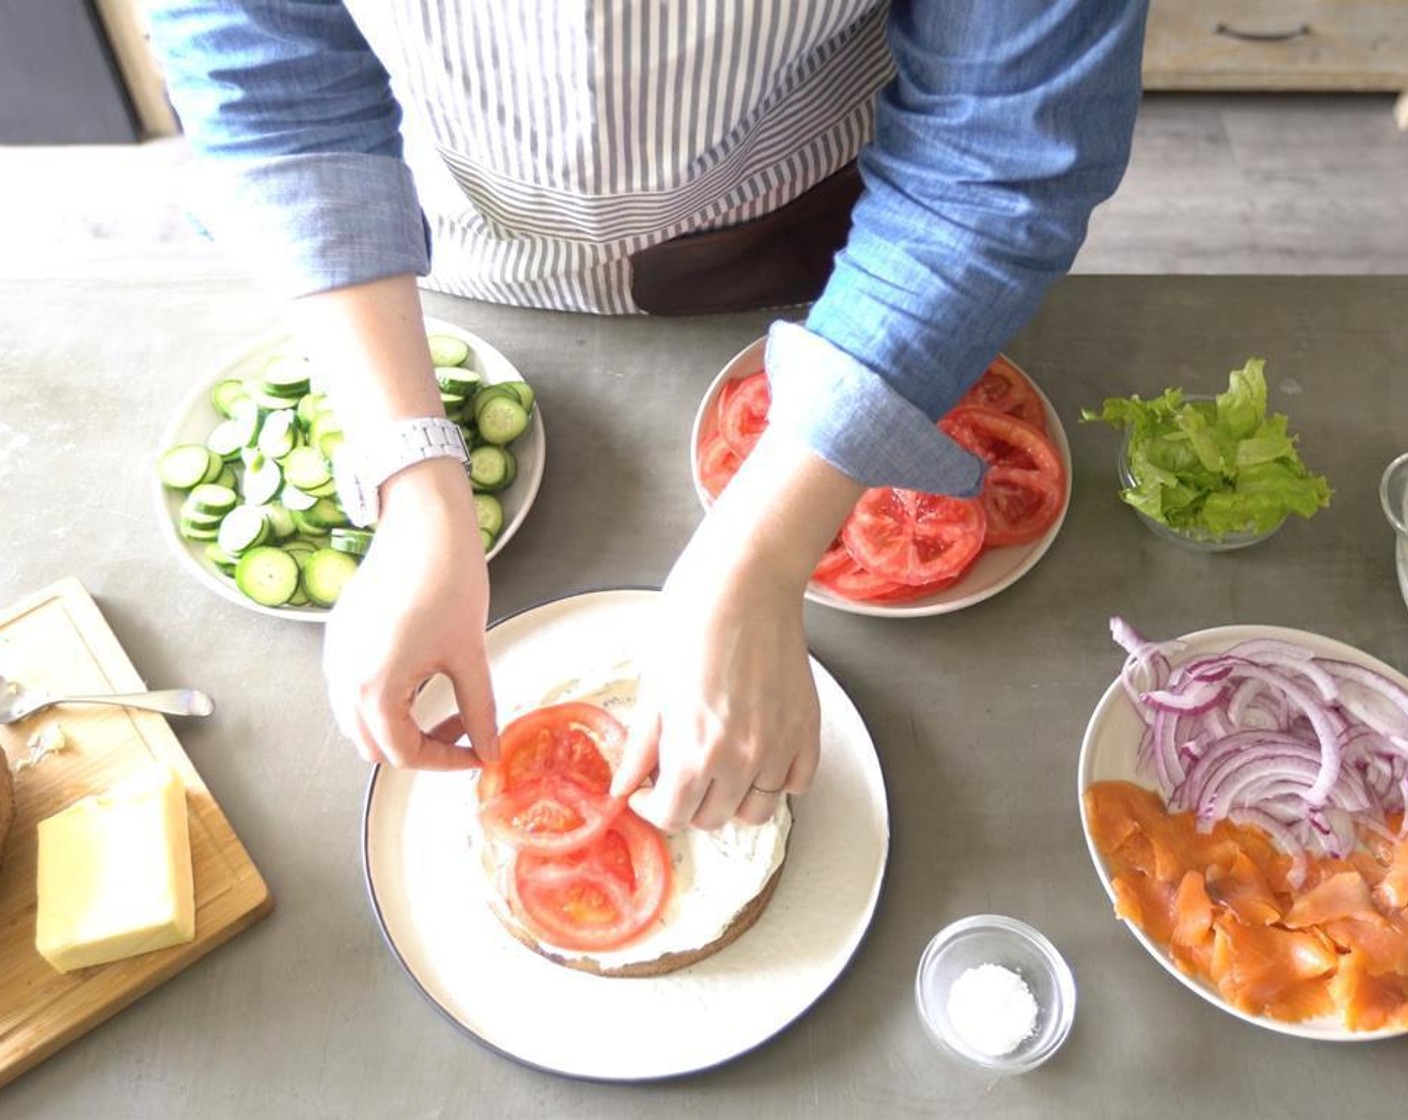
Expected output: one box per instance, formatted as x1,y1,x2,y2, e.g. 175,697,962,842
2,275,1407,1118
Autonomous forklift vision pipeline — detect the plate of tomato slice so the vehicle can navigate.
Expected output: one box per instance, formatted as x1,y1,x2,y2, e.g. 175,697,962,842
691,337,1072,618
362,588,890,1081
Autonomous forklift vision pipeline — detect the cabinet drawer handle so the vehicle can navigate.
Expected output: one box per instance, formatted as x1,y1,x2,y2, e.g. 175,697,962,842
1213,21,1311,42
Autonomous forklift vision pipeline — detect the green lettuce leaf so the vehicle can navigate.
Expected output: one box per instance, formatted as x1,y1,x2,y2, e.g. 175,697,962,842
1081,358,1332,540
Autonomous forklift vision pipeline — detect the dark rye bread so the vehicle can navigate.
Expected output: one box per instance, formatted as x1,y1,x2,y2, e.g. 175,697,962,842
0,748,13,874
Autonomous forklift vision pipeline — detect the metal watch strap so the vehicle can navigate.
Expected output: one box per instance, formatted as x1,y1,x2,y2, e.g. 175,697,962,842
334,416,469,527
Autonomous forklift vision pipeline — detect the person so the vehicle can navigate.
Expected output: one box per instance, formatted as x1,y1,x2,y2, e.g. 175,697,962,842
146,0,1148,832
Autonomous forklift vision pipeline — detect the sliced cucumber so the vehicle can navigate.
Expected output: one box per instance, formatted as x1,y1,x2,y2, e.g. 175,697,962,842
211,378,251,418
436,368,482,397
302,548,360,607
473,493,504,537
203,543,240,574
427,333,472,367
257,408,299,460
207,418,250,460
475,395,529,446
259,355,312,398
468,445,516,492
217,505,270,555
235,546,300,607
296,391,329,428
158,444,219,490
471,384,518,416
188,483,238,516
439,391,468,421
283,446,332,491
329,527,374,556
290,510,330,539
168,331,536,612
500,380,536,413
264,502,297,540
280,484,318,512
243,458,283,506
179,501,225,530
178,519,222,542
282,539,318,562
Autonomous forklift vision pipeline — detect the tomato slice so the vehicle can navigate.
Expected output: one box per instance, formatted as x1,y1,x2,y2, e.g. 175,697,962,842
479,702,623,802
512,809,672,951
940,406,1062,474
717,371,770,458
956,355,1047,432
812,551,908,600
696,430,743,501
939,407,1067,547
811,535,854,582
982,464,1066,547
477,702,626,853
840,488,987,586
480,780,622,855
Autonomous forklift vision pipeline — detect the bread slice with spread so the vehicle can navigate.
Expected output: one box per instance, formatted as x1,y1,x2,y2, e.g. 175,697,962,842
467,672,791,977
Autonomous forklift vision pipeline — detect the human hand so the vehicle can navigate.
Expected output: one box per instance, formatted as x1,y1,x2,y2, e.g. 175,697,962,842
614,536,821,830
611,430,863,830
323,457,499,769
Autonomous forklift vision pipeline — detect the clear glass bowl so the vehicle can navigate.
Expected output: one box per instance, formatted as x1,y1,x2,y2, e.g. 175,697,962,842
914,914,1076,1075
1116,421,1284,552
1379,452,1408,611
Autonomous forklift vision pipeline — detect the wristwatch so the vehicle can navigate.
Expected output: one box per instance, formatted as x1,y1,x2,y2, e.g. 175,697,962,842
333,416,469,527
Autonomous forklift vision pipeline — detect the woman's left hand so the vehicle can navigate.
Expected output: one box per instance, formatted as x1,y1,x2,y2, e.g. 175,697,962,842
612,430,863,830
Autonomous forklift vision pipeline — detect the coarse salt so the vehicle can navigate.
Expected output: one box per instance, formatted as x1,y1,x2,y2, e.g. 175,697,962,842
946,963,1039,1057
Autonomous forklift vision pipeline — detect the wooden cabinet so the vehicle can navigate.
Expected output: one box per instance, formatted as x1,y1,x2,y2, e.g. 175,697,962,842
1142,0,1408,125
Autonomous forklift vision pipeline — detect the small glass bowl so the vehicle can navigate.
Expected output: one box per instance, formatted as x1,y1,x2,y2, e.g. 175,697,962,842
1116,424,1284,552
1380,452,1408,612
914,914,1076,1075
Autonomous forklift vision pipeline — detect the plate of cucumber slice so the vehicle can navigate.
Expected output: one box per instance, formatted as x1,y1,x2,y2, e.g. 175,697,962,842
153,316,545,622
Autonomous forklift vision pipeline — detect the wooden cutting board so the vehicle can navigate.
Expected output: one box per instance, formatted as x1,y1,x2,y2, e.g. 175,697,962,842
0,578,273,1088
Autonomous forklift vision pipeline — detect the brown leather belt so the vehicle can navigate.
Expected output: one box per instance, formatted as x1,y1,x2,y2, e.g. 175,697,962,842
629,163,862,316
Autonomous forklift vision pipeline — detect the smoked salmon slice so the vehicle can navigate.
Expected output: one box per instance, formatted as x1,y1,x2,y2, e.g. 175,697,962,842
1086,779,1408,1030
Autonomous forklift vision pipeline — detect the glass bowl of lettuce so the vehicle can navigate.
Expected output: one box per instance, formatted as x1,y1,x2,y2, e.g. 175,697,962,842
1086,359,1332,552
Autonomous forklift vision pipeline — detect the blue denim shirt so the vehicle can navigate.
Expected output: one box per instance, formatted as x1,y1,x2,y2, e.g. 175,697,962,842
147,1,1146,496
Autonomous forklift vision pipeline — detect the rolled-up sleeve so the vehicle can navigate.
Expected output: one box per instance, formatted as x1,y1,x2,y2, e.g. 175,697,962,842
769,0,1148,493
147,0,429,296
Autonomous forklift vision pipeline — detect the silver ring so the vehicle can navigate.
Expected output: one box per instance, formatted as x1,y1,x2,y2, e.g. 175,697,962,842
749,783,785,796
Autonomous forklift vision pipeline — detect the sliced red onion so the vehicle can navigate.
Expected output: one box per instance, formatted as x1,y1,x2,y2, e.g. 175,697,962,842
1110,617,1408,874
1140,679,1227,715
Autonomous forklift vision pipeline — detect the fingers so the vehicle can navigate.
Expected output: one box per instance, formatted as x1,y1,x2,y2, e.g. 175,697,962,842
448,652,499,763
426,713,466,745
632,728,812,833
610,698,661,801
332,664,493,773
361,679,483,772
735,785,786,826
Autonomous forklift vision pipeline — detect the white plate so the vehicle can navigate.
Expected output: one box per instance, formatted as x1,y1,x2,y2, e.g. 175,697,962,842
1077,623,1408,1042
152,316,545,622
689,338,1072,619
362,588,891,1080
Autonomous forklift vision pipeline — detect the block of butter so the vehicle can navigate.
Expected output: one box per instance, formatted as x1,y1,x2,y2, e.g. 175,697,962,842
35,765,196,972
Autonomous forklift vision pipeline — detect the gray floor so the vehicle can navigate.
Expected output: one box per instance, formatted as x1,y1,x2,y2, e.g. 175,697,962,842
2,93,1406,283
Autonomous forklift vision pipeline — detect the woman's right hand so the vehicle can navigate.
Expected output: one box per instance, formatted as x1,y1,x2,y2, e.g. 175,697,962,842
322,455,499,770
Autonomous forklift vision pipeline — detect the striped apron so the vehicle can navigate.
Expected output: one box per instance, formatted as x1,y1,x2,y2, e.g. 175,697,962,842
343,0,893,313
